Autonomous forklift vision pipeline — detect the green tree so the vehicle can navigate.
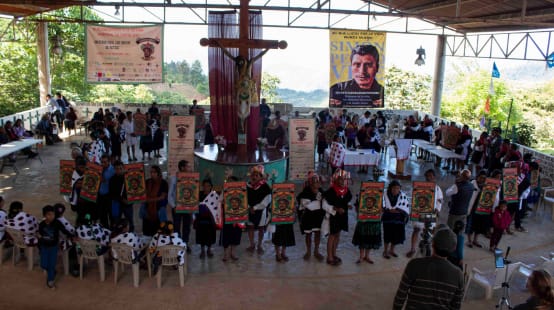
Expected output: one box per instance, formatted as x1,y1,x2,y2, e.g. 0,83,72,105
384,66,432,112
261,73,281,102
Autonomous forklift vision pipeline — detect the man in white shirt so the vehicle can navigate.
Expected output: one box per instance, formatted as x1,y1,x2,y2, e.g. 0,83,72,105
121,111,137,161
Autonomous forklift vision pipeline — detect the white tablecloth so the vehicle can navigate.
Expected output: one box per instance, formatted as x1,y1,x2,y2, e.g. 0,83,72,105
325,148,380,166
412,139,465,160
0,138,42,157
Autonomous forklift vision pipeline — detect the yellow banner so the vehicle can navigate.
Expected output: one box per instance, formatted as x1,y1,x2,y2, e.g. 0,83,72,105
329,30,386,108
86,25,163,83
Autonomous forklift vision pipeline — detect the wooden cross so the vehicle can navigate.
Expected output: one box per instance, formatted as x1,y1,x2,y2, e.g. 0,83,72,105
200,0,286,152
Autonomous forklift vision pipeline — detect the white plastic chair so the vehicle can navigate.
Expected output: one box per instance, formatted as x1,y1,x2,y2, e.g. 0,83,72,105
540,188,554,221
111,243,140,287
464,262,532,300
155,244,187,288
76,239,106,282
6,227,34,271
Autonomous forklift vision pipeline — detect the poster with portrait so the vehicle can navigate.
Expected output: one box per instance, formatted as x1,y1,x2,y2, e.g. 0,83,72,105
288,118,315,181
160,110,171,131
80,162,103,202
329,30,386,108
503,168,518,202
86,25,163,83
223,182,248,224
358,182,385,222
271,183,296,224
530,170,539,190
59,160,75,195
175,172,199,214
133,113,147,136
441,126,460,150
476,178,501,215
124,163,146,202
324,122,336,145
167,115,195,177
410,182,436,221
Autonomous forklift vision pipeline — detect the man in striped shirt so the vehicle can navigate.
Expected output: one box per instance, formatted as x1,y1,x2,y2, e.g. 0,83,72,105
393,225,464,310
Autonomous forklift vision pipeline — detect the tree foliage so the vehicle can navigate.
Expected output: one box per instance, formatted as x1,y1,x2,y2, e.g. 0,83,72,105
384,66,432,112
261,73,281,103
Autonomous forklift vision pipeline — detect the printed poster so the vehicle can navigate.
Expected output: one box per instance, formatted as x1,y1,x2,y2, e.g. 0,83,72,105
160,110,171,131
81,162,102,202
175,172,199,214
503,168,518,202
168,115,195,176
476,178,501,215
329,30,386,108
223,182,248,224
134,113,147,136
86,25,163,83
410,181,436,221
358,182,385,222
441,126,460,150
59,160,75,195
124,163,146,203
288,118,315,181
271,183,296,224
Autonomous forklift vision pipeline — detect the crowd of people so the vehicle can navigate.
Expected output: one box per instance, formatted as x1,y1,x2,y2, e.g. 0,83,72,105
1,103,553,310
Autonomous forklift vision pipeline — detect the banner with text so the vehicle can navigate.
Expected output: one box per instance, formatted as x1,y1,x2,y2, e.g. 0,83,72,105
288,118,315,181
168,115,195,177
86,25,163,83
329,30,386,108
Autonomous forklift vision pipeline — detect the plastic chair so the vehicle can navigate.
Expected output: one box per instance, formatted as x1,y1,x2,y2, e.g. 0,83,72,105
76,239,106,282
61,248,70,275
464,262,531,300
155,244,187,288
540,188,554,221
5,227,34,271
111,243,140,287
0,239,5,266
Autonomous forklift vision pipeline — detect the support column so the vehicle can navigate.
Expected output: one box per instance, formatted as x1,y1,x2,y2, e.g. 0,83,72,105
431,34,446,117
37,22,51,106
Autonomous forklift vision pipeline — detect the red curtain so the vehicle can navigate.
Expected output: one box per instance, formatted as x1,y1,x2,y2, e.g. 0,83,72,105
208,11,262,149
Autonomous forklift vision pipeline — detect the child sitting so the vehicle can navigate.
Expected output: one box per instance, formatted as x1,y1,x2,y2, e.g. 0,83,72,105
38,205,74,289
111,219,150,262
149,221,186,273
490,200,512,251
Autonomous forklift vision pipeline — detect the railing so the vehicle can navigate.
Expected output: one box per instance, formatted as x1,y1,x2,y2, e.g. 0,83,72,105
0,106,50,131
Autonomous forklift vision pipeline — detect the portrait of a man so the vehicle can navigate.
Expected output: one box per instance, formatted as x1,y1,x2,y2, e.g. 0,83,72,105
329,44,384,108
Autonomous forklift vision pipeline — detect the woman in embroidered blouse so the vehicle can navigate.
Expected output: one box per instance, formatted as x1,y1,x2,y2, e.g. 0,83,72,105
382,180,410,259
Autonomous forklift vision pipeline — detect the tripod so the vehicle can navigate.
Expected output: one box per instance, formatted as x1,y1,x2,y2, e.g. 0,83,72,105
496,247,513,310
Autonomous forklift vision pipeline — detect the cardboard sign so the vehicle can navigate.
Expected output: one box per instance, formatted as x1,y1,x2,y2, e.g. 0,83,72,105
124,163,146,203
271,183,296,224
81,162,102,202
503,168,518,202
175,172,199,214
410,181,436,221
59,160,75,195
441,126,460,150
476,178,501,215
358,182,385,222
223,182,248,224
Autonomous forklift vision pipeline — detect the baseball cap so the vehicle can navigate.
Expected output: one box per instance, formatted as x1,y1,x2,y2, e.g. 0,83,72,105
433,225,457,253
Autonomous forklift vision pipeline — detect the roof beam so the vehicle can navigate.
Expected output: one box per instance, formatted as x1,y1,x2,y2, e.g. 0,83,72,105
402,0,480,14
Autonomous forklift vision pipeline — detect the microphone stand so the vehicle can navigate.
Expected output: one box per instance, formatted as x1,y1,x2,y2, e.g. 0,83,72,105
496,246,512,310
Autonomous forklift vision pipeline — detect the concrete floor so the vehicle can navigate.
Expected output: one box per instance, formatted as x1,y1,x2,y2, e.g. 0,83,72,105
0,133,553,310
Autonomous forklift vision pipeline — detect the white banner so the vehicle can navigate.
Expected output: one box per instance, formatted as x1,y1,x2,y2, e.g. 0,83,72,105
86,25,163,83
288,118,316,180
168,116,196,176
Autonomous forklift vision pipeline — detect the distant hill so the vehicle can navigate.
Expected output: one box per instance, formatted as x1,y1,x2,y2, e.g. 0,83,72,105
148,82,207,101
276,88,327,107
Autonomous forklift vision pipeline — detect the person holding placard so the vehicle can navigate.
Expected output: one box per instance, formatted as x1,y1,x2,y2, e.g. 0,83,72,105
382,181,410,259
246,166,272,255
297,172,326,261
352,195,381,264
271,197,296,262
322,169,353,266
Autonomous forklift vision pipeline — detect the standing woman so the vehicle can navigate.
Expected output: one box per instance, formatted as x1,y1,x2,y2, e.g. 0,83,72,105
195,179,218,258
297,171,325,261
382,180,410,259
246,165,272,254
142,165,168,236
352,196,381,264
323,169,353,266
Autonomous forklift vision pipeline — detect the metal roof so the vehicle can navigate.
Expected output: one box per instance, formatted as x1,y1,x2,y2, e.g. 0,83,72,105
0,1,553,34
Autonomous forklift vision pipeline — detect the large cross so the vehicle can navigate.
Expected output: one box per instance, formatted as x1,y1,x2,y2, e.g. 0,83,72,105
200,0,286,153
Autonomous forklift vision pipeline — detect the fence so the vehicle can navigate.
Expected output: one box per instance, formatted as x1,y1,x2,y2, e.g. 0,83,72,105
0,106,50,131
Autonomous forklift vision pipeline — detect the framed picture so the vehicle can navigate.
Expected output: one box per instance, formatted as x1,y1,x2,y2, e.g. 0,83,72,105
175,172,199,213
476,178,501,215
81,162,102,202
59,160,75,195
410,181,436,221
271,183,295,224
502,168,518,202
358,182,385,222
223,182,248,224
124,163,146,203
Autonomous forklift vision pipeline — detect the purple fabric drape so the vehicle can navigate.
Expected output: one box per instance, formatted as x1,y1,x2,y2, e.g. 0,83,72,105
208,11,262,149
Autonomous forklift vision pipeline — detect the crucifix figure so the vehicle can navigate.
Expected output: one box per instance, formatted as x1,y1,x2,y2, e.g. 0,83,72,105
200,0,287,151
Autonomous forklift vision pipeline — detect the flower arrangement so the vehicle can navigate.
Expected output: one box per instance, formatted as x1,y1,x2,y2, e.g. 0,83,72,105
256,137,268,150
